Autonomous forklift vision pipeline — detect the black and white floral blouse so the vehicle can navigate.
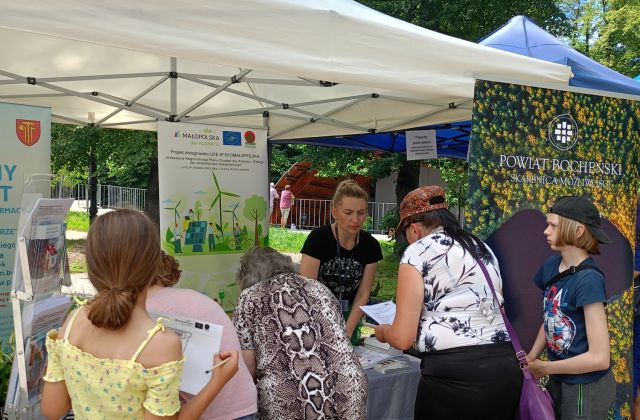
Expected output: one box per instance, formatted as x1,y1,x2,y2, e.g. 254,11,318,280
401,227,510,352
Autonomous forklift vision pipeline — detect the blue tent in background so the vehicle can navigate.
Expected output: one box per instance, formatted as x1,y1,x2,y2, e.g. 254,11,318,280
274,15,640,158
480,16,640,96
277,121,471,160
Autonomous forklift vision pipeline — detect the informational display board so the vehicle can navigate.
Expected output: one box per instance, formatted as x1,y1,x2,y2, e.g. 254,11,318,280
0,102,50,352
467,80,639,417
406,130,437,161
157,122,268,310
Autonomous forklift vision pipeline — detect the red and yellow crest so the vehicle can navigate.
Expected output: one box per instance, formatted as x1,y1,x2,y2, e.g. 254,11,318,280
16,119,41,146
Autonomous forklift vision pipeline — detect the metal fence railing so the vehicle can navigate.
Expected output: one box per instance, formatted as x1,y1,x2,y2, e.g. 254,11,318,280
271,198,396,234
53,183,395,233
53,183,147,212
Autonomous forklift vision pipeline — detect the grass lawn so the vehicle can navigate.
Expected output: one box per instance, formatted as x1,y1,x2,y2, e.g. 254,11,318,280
65,211,90,232
66,239,87,273
373,240,400,301
267,227,310,253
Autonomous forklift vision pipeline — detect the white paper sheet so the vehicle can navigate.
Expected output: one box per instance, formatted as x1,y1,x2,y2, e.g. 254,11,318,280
354,346,392,370
360,301,396,325
149,312,223,395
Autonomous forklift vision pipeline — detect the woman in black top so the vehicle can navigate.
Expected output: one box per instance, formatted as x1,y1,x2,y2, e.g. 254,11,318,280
300,180,383,338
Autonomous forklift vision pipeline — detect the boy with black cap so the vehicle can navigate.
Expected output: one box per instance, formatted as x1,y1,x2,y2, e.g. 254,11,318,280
526,196,614,419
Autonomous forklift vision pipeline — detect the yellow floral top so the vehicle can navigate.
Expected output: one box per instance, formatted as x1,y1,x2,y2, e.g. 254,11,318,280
43,308,184,419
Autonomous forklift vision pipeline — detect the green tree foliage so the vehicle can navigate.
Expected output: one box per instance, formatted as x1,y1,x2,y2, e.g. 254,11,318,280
591,0,640,77
557,0,604,55
270,144,302,183
51,124,157,188
359,0,569,42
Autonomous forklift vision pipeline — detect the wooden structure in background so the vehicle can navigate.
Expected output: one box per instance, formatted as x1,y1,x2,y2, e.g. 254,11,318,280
271,162,373,227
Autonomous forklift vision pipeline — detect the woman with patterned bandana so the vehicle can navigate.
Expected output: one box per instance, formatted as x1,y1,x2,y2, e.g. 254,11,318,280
373,185,522,419
233,246,367,420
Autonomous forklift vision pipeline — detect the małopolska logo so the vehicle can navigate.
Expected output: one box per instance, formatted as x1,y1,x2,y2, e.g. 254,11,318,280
548,114,578,151
223,131,242,146
16,119,41,146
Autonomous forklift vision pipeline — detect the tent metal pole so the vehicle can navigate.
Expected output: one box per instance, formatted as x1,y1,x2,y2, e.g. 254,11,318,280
179,73,319,86
0,72,168,85
287,94,372,107
0,69,166,120
52,114,89,125
100,119,158,127
267,111,370,133
97,92,170,115
175,68,252,120
184,93,373,122
378,94,455,107
170,57,177,118
95,108,123,126
378,99,473,132
269,96,371,138
180,73,286,107
95,75,170,125
127,75,169,106
183,105,281,121
0,93,70,99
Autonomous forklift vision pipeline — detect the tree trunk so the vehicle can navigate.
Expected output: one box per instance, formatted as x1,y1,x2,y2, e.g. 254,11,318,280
395,159,420,207
254,214,260,246
146,158,160,226
88,142,98,224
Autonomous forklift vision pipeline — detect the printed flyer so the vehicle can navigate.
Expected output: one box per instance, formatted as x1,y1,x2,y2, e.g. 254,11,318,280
157,121,268,311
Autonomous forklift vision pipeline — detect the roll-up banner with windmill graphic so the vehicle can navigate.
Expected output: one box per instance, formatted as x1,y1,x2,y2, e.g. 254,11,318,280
466,80,639,417
157,121,268,310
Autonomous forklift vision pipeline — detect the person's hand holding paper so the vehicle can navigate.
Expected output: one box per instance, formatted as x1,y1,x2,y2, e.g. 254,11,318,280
359,301,396,325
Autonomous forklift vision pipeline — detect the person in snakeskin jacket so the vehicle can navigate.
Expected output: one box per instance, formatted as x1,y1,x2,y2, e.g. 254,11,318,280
233,246,367,420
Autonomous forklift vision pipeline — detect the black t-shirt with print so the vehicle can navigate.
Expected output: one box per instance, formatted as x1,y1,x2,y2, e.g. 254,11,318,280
301,224,383,304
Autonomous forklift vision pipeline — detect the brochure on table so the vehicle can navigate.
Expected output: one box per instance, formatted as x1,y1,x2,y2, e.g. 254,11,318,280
149,311,223,395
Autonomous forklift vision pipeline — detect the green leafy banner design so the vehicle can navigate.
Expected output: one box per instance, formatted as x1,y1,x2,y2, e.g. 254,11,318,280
467,80,639,419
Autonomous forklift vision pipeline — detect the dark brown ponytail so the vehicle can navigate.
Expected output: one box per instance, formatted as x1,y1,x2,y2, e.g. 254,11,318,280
85,209,160,329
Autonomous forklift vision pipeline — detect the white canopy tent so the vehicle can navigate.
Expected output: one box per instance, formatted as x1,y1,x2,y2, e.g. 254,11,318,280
0,0,572,140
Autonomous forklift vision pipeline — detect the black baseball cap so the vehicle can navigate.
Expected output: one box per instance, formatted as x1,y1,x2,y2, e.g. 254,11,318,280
550,196,612,244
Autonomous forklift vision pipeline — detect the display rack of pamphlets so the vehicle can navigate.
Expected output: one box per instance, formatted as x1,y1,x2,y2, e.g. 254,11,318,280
4,196,74,420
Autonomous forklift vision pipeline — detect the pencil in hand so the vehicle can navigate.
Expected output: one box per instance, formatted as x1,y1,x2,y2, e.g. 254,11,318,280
205,357,230,374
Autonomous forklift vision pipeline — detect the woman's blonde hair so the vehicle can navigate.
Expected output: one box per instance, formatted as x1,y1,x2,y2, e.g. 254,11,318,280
332,179,368,208
552,214,600,254
85,209,161,329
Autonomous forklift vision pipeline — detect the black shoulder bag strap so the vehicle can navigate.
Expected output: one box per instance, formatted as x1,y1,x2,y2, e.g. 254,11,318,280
542,263,604,290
